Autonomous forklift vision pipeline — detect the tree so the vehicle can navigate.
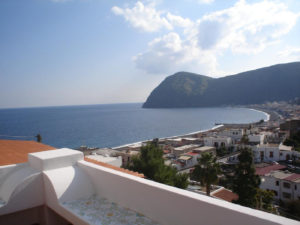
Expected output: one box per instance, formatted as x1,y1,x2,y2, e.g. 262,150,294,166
191,152,220,196
256,189,274,212
240,134,249,145
36,134,42,143
127,139,188,189
232,148,260,208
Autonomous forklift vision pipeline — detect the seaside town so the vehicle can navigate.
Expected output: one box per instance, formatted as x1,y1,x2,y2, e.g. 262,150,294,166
77,100,300,220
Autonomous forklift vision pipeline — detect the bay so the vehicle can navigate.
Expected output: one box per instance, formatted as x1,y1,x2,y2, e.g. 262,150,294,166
0,103,268,149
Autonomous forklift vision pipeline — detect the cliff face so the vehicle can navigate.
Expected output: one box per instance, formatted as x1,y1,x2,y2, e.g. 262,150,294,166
143,62,300,108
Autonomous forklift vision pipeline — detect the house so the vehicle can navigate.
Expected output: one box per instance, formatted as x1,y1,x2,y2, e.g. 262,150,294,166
252,144,293,163
115,149,139,167
193,146,216,156
260,170,300,202
248,134,265,145
172,144,200,157
203,136,233,148
219,129,244,142
0,141,298,225
280,119,300,137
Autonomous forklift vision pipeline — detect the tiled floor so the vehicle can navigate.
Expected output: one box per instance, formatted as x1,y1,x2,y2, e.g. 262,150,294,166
62,195,160,225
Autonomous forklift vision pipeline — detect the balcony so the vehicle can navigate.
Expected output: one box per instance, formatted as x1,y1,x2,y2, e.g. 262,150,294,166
0,148,298,225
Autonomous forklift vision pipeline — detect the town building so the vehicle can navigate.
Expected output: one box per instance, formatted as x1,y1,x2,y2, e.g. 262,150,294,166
219,129,244,142
252,144,293,163
248,134,265,145
203,136,233,148
172,144,200,157
260,170,300,202
193,146,216,156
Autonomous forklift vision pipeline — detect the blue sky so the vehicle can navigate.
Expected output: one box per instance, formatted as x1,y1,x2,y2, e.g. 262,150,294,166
0,0,300,108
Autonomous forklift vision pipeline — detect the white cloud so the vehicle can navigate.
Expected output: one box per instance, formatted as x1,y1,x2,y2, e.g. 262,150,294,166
111,1,172,32
197,0,214,4
195,0,299,53
112,0,299,75
134,32,218,75
278,47,300,60
166,13,194,28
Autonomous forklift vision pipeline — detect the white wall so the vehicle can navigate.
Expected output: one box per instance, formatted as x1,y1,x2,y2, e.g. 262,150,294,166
78,160,297,225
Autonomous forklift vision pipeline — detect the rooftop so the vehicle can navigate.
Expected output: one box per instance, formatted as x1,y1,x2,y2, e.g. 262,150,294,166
174,144,199,151
0,140,55,166
212,188,238,202
256,164,287,176
193,146,215,152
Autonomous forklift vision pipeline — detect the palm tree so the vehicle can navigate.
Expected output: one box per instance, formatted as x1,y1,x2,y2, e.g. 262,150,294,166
191,152,220,196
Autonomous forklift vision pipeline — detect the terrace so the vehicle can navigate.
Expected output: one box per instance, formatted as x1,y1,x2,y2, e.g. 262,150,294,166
0,148,298,225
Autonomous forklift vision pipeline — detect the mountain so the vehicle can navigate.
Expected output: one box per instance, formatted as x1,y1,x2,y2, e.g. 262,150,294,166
143,62,300,108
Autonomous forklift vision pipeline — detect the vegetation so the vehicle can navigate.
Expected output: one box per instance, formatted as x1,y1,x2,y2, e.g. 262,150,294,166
216,146,233,157
256,189,274,212
191,152,220,196
127,139,188,189
232,148,260,208
143,62,300,108
36,133,42,143
284,131,300,152
240,134,249,145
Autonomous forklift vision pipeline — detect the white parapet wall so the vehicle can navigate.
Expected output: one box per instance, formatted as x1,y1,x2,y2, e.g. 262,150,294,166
1,148,299,225
78,160,299,225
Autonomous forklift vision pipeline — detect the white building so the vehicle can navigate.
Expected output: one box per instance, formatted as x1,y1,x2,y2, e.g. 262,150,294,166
248,134,265,145
252,144,293,163
0,144,298,224
193,146,216,156
260,170,300,202
203,136,233,148
173,144,200,157
86,154,122,167
219,129,244,142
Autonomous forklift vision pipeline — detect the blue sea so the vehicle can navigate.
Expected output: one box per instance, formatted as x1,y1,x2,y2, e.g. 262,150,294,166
0,103,268,149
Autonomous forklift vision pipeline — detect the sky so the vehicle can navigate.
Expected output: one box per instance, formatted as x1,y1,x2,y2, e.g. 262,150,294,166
0,0,300,108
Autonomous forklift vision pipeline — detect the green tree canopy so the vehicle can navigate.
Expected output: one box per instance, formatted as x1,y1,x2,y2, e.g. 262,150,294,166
191,152,220,196
256,189,274,212
233,148,260,208
127,139,188,189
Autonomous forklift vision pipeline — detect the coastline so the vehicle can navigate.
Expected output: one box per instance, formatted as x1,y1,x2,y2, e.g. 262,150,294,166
112,124,224,150
247,108,270,122
112,107,269,150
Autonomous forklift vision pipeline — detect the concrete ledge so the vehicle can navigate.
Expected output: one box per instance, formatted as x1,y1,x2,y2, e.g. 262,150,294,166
28,149,83,171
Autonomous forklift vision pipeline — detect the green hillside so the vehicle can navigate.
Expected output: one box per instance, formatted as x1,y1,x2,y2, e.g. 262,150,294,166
143,62,300,108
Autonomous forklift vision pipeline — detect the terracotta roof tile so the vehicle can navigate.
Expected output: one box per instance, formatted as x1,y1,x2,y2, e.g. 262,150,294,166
256,164,286,176
212,189,238,202
0,140,55,166
284,173,300,181
84,157,144,178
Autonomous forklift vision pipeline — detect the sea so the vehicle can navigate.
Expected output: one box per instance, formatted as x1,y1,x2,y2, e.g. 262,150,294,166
0,103,268,149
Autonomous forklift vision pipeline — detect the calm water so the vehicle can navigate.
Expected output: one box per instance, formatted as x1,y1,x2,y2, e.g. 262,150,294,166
0,103,267,148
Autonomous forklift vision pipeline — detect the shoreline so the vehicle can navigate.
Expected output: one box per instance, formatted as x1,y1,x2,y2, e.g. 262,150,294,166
112,107,269,150
112,124,224,150
247,108,270,122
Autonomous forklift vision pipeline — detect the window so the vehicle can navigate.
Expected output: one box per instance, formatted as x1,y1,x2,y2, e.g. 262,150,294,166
283,182,291,189
295,185,298,190
276,181,279,186
283,192,291,199
280,152,283,156
273,190,278,196
269,151,273,158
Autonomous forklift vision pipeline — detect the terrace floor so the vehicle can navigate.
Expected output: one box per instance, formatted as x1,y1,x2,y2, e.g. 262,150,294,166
62,195,160,225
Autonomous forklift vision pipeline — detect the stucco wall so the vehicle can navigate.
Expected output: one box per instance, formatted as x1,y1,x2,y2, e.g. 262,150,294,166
78,160,297,225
